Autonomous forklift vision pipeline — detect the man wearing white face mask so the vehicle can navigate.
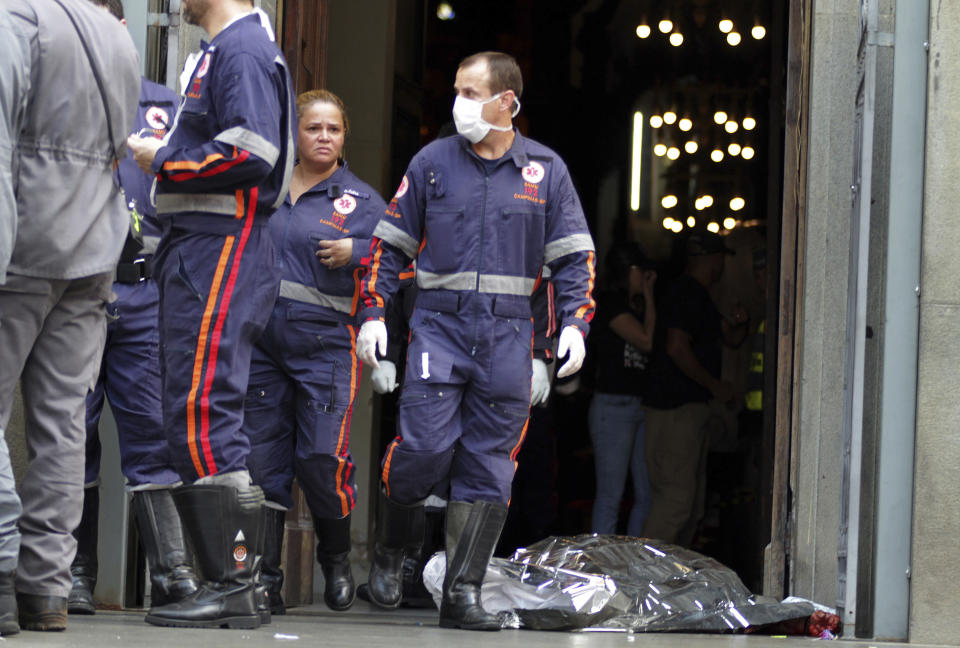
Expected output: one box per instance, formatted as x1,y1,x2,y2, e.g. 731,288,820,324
356,51,595,630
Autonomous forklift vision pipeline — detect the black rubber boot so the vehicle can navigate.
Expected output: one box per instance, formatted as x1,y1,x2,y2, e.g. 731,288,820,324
131,489,199,609
68,486,99,615
314,515,355,611
144,484,264,629
0,570,18,635
252,505,271,626
261,507,286,616
439,501,507,631
401,507,445,608
366,488,424,609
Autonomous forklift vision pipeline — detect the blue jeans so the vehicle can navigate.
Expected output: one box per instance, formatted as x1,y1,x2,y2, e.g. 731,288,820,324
589,392,650,536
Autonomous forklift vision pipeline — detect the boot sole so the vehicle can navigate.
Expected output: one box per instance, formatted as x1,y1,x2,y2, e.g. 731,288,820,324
145,613,260,629
367,594,400,610
438,616,501,631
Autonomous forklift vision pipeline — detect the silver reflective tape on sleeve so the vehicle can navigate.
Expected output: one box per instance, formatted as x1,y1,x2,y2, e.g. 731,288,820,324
215,126,280,167
156,193,239,216
141,235,161,255
478,274,536,296
543,233,595,264
416,270,477,291
373,220,419,259
278,280,354,314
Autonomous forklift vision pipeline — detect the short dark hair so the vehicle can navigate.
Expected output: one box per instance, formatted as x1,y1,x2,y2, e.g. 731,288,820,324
89,0,124,20
458,51,523,99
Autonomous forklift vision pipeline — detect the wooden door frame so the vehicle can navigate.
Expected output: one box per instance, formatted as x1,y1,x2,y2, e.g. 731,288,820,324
765,0,812,599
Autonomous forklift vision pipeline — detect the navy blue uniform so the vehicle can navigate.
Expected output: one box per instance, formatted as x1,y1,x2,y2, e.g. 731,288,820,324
359,133,595,505
243,164,384,514
85,78,178,487
150,15,295,482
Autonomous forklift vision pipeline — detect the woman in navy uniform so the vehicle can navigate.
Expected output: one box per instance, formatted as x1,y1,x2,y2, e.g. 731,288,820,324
243,90,385,613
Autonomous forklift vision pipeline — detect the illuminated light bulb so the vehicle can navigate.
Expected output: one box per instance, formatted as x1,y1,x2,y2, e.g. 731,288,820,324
663,111,677,125
694,197,704,211
653,143,667,156
437,2,455,20
707,221,721,233
719,19,734,33
700,194,714,208
742,116,757,130
650,114,664,128
710,149,724,162
658,19,673,33
669,32,684,47
741,146,756,160
730,196,746,211
666,146,680,160
686,216,696,228
752,25,766,40
662,217,675,229
684,140,698,154
725,120,739,133
727,142,742,156
723,217,737,230
678,117,693,131
636,24,652,38
714,110,728,124
727,31,742,46
661,194,678,209
671,220,684,233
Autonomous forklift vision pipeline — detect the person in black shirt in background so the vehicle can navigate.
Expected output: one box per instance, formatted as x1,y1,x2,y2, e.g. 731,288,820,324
588,242,657,537
641,231,748,547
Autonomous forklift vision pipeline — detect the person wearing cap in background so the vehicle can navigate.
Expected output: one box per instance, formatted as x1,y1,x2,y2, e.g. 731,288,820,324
640,230,749,547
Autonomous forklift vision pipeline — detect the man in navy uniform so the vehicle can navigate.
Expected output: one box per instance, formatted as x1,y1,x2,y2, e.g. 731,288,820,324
357,51,595,631
126,0,295,629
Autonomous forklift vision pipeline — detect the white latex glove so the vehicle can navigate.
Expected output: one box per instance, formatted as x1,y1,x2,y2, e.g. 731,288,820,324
370,360,398,394
556,325,586,379
530,358,550,406
357,320,387,369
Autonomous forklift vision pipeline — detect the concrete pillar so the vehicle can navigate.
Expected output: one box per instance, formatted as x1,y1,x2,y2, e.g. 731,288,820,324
791,0,860,606
910,2,960,644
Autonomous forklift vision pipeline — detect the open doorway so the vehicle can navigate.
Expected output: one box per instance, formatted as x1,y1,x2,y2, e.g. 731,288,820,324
371,0,791,595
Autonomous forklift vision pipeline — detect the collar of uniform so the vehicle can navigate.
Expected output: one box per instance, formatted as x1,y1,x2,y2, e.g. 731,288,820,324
457,129,530,168
215,12,261,41
293,162,348,202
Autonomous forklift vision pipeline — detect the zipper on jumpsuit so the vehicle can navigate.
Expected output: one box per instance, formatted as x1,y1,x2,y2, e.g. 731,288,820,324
472,173,489,357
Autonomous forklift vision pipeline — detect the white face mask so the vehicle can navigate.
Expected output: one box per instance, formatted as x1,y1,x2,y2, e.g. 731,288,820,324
452,93,520,143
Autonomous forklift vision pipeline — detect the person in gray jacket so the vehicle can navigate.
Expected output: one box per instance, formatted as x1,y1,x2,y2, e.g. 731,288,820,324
1,0,140,633
0,8,31,638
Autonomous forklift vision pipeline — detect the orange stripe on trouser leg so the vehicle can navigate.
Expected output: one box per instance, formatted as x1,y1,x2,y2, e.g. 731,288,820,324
507,418,531,509
380,439,402,499
198,188,258,475
334,326,359,516
186,235,237,477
